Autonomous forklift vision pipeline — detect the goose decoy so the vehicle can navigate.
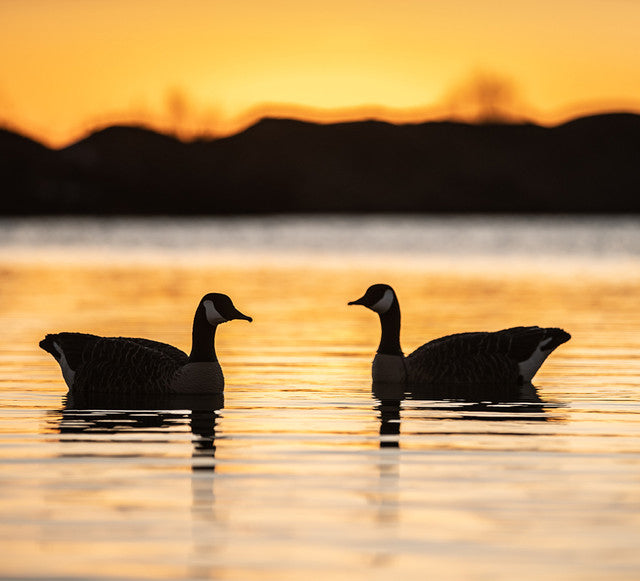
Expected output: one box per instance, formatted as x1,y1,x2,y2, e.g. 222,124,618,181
349,284,570,385
40,293,252,395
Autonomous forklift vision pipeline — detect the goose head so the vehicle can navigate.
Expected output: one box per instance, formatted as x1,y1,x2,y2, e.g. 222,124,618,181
348,284,396,315
200,293,253,325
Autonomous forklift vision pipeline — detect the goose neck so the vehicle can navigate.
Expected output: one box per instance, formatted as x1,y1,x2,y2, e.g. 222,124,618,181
377,302,403,356
189,306,218,363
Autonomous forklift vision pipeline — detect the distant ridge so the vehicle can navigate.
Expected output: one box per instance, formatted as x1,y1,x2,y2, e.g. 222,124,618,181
1,113,639,214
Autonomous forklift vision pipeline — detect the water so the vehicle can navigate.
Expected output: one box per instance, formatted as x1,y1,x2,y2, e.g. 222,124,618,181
1,216,639,580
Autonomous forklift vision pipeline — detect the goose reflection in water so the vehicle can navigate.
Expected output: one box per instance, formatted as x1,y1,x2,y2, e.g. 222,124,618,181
48,392,222,523
49,392,224,521
372,380,554,449
54,391,223,469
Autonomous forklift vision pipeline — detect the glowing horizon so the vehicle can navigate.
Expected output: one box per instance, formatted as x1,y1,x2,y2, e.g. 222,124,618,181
1,0,639,147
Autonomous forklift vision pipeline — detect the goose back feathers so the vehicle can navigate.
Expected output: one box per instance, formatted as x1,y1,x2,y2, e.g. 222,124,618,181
349,284,570,385
40,293,252,395
405,326,570,384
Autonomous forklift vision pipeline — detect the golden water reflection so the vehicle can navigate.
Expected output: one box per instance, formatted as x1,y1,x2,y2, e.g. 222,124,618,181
1,256,639,580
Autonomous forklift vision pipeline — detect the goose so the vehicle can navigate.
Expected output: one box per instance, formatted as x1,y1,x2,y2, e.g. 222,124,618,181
349,284,570,385
40,293,252,395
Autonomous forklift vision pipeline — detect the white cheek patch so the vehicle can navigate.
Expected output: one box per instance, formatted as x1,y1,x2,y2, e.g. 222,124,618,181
204,300,226,325
371,289,395,314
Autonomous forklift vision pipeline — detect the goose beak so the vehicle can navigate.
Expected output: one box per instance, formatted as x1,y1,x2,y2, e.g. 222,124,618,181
231,307,253,322
348,296,366,306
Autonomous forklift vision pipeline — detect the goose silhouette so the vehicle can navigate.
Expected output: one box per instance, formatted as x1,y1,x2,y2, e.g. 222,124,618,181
349,283,570,385
40,293,252,395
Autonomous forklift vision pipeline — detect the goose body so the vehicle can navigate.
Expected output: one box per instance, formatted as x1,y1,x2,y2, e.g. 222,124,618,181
349,284,570,385
40,293,252,395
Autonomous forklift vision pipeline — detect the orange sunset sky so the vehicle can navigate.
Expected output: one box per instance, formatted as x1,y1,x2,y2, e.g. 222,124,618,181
1,0,639,147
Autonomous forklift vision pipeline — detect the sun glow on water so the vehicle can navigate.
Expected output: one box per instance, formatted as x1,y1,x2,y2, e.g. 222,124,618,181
1,224,640,579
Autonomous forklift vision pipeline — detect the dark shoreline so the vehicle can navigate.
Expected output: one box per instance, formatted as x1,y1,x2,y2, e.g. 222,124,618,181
2,112,639,215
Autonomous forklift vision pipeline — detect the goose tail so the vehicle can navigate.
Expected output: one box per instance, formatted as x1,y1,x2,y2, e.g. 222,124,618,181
518,327,571,383
541,327,571,351
39,334,60,357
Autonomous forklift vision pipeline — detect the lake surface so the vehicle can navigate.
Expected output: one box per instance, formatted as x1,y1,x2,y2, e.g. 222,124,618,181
1,216,639,580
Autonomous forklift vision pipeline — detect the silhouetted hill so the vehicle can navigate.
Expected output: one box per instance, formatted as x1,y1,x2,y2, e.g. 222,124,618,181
0,128,54,213
1,113,639,214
